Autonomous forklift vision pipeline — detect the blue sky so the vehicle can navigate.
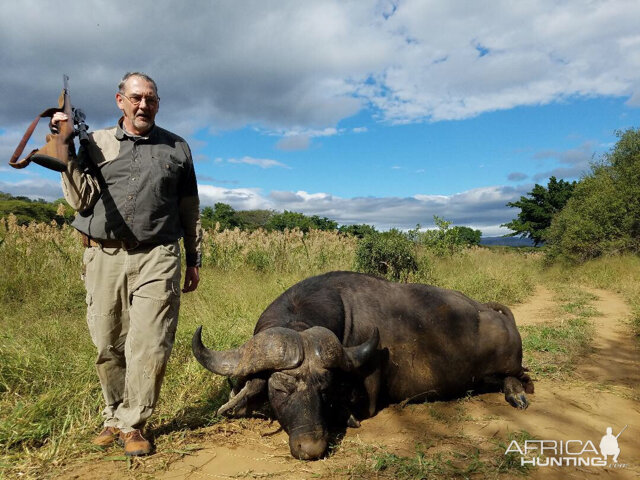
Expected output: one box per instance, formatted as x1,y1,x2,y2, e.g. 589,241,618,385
1,1,639,234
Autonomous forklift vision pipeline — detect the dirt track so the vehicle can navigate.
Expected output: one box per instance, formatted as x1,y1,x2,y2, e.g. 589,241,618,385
62,286,640,479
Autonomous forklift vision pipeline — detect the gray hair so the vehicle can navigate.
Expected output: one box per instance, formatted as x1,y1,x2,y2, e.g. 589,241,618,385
118,72,158,95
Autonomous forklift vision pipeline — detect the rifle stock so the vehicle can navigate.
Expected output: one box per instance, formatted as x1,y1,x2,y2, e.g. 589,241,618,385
9,75,81,172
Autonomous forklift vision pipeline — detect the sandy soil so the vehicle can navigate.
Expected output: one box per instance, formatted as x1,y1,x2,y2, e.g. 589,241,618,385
59,285,640,479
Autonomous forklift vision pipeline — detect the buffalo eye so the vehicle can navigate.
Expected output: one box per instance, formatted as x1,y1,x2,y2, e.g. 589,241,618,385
310,371,332,392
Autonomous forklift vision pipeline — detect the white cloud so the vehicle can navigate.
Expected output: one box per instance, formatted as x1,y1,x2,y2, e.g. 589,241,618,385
2,1,638,133
0,172,527,235
276,135,310,151
199,183,528,235
227,156,290,169
198,184,267,211
508,172,528,182
532,141,596,181
0,178,63,201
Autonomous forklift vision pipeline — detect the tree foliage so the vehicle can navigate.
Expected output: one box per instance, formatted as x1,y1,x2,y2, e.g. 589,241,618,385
502,176,576,246
0,193,74,225
546,128,640,261
266,210,337,233
201,203,243,231
235,209,274,231
410,216,482,256
338,223,378,238
354,229,417,281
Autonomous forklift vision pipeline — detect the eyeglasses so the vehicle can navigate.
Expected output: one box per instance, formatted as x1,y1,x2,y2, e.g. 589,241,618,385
119,92,160,107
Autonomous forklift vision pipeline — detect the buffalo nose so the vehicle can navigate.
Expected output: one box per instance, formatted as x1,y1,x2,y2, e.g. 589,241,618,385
289,434,327,460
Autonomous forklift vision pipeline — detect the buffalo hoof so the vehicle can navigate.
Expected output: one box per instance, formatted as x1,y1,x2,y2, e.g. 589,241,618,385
347,414,361,428
506,392,529,410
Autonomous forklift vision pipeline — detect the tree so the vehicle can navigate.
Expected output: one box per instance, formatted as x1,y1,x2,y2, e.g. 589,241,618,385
0,192,74,225
235,209,274,231
201,202,242,231
416,216,481,255
309,215,338,231
546,128,640,261
354,229,417,280
266,210,338,232
502,176,576,246
266,211,314,232
338,223,378,238
451,226,482,246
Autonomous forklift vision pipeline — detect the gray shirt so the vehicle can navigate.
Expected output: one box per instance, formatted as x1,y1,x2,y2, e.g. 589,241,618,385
61,120,202,267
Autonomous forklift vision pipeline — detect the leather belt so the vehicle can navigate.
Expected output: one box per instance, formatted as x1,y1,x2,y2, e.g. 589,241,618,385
81,233,142,251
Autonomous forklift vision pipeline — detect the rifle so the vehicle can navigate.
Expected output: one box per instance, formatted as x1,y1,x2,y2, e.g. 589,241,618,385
616,425,628,439
9,74,89,172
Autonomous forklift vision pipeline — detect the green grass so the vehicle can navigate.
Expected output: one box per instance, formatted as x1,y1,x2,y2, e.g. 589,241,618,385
494,430,535,475
341,430,534,479
520,286,596,378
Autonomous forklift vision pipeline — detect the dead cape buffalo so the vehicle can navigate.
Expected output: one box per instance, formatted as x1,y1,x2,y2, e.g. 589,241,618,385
192,271,533,460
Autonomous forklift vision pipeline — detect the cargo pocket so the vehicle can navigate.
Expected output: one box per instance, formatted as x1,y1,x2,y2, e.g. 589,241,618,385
85,292,99,346
158,241,180,259
132,280,181,408
132,279,180,346
82,246,98,282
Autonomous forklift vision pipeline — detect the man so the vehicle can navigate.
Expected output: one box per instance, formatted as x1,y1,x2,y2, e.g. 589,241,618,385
52,72,202,456
600,427,621,463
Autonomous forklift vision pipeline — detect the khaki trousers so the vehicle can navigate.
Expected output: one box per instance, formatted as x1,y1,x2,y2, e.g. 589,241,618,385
83,241,181,432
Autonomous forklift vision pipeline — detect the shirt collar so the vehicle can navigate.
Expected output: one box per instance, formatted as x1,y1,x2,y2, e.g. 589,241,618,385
115,117,155,141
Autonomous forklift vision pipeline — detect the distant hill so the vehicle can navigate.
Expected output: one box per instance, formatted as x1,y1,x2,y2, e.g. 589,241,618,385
480,236,539,247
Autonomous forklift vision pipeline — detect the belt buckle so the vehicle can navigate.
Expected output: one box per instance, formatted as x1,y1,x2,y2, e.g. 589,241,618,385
121,239,140,251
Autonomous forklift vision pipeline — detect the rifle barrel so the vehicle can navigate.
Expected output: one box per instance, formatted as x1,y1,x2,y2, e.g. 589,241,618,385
615,424,628,439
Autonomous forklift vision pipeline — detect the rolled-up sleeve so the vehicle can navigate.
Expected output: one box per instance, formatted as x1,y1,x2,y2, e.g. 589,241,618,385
61,145,101,213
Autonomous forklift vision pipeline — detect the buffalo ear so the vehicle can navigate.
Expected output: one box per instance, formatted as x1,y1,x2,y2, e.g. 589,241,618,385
341,327,379,371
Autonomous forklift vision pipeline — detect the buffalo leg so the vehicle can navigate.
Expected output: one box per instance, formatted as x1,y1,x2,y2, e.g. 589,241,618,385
481,374,530,409
503,376,529,409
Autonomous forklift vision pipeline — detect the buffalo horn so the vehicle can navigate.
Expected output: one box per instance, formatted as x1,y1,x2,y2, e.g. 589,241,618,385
192,326,305,377
341,327,380,371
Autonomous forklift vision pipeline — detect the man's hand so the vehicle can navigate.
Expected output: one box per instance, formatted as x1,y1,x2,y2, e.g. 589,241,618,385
183,266,200,293
50,112,69,133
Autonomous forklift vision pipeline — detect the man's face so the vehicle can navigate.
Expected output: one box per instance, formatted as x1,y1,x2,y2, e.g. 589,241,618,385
116,76,159,136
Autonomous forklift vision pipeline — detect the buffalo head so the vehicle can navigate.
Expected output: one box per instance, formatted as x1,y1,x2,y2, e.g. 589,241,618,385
192,325,379,460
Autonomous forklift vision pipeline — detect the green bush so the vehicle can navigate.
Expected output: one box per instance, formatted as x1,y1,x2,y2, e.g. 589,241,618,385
354,229,417,281
546,128,640,262
412,216,481,256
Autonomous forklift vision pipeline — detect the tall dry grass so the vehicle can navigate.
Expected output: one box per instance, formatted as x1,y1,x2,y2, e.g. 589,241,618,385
544,254,640,335
202,226,357,273
411,246,543,304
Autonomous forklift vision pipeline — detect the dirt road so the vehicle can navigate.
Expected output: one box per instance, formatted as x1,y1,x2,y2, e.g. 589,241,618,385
62,286,640,479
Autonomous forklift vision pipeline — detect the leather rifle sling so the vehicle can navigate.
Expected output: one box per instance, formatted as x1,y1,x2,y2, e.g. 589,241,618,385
9,107,61,169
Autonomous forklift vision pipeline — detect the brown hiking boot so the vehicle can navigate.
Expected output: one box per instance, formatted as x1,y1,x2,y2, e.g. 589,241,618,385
92,426,120,447
119,429,152,456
